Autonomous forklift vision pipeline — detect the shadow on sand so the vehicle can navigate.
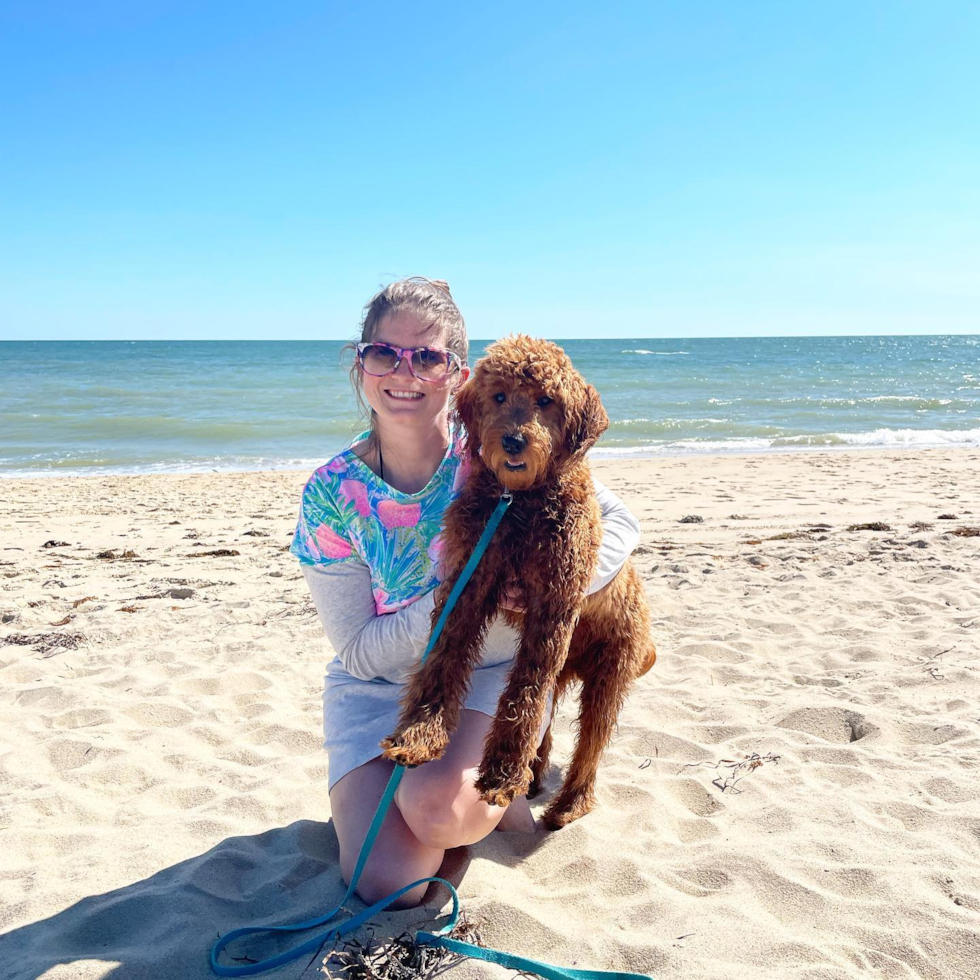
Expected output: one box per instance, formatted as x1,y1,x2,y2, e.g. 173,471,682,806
1,814,552,980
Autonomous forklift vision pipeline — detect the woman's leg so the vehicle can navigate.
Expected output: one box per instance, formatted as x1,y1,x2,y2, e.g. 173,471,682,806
394,709,535,848
329,757,444,909
330,709,542,910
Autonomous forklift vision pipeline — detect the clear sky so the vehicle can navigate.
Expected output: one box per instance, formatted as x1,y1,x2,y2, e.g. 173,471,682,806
1,1,978,341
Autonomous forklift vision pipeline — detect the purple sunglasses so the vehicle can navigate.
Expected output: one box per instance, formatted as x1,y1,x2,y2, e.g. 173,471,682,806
356,342,463,382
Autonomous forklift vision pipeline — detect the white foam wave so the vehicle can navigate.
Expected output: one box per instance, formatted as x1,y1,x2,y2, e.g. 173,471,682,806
591,427,980,458
619,349,690,355
0,456,327,480
833,427,980,447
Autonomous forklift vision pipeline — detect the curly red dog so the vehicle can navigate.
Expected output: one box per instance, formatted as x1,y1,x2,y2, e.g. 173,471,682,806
381,335,656,829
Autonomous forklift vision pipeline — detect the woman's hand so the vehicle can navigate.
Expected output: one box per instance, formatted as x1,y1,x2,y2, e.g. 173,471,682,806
499,576,526,614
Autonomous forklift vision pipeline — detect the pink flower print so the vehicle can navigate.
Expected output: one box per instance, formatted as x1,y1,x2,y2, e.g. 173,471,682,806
326,457,348,474
339,479,370,518
376,592,422,615
427,533,448,581
314,523,352,560
451,454,471,494
305,533,322,561
377,500,421,530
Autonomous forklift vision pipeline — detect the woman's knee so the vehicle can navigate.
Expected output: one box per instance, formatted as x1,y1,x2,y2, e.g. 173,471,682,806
396,771,477,848
351,868,428,909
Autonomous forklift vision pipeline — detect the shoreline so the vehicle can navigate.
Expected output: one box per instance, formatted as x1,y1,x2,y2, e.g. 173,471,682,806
2,440,979,481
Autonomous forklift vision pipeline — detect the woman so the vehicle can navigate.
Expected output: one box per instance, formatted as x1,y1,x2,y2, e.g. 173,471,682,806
291,278,641,908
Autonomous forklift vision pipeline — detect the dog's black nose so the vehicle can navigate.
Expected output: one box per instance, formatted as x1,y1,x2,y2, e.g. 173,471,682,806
501,433,526,456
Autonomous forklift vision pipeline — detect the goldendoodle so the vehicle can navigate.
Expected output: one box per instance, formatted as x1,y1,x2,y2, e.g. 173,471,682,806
381,335,657,828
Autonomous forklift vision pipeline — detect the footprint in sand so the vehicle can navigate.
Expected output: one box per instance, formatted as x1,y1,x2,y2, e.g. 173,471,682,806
46,707,112,729
46,738,104,771
776,706,879,744
669,777,725,817
123,701,194,728
664,866,732,898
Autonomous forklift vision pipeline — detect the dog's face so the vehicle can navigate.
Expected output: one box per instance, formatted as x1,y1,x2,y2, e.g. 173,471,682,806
454,335,609,491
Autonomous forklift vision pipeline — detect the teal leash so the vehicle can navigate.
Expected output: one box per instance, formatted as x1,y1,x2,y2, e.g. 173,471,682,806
210,491,653,980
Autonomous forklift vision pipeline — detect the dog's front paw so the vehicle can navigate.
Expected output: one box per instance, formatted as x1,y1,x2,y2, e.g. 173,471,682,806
380,719,449,767
475,762,533,808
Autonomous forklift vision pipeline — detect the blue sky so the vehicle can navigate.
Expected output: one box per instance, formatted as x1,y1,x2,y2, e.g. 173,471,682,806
1,1,978,340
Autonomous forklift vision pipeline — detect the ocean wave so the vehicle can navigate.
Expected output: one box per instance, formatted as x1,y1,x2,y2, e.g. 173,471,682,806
619,350,689,355
608,418,742,432
591,426,980,457
0,455,330,479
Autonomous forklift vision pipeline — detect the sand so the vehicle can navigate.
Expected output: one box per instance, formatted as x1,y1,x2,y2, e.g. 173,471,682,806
1,449,979,980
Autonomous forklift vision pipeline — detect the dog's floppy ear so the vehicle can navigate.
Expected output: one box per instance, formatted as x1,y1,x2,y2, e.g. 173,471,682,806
452,378,482,458
565,382,609,459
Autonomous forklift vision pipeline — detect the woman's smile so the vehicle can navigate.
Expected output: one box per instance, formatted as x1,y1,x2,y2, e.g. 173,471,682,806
384,388,425,401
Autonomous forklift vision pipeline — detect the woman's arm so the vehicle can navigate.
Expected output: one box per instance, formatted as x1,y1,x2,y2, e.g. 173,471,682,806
304,479,640,672
302,562,435,684
497,478,641,611
588,479,641,595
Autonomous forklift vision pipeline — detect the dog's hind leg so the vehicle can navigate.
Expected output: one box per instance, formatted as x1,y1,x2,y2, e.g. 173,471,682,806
528,720,552,800
542,647,633,829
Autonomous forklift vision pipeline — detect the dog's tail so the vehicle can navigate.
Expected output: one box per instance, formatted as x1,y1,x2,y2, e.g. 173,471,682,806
638,638,657,677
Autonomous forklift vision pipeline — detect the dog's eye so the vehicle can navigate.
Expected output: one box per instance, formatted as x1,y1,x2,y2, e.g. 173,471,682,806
494,393,506,404
537,396,552,408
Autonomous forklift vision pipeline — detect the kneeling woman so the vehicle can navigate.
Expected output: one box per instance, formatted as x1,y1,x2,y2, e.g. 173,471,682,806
292,278,640,908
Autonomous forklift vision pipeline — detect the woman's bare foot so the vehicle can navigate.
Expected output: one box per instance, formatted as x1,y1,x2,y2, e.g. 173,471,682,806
494,795,536,832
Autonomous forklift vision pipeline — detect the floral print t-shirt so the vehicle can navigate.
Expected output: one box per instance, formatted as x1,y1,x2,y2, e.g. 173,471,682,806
290,426,470,615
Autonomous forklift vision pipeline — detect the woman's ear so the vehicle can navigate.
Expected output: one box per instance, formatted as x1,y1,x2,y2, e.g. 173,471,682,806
565,382,609,459
452,375,482,458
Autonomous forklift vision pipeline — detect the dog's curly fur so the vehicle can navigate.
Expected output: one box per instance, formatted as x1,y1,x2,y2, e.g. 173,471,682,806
381,335,656,829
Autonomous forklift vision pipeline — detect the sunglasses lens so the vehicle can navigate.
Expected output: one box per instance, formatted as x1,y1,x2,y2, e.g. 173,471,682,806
411,349,453,379
360,344,399,376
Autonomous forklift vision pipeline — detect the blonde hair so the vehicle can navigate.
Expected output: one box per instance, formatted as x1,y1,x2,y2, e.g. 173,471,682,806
342,277,468,453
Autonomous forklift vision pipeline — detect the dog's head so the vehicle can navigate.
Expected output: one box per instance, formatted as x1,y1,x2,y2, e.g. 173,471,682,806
454,334,608,491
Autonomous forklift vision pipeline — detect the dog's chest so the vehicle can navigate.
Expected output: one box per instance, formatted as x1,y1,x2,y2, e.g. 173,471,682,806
495,497,576,563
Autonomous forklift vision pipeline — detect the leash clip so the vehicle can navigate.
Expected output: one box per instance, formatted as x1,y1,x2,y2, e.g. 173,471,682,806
500,490,513,503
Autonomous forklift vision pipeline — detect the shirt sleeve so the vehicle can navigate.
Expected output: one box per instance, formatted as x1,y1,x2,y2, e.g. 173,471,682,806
588,478,641,595
302,562,435,684
290,471,359,567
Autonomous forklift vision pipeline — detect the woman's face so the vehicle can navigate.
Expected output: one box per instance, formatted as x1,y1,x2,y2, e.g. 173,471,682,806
359,312,469,431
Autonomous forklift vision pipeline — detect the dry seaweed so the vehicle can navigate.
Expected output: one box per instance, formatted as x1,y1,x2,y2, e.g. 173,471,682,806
680,752,781,794
2,631,84,654
947,526,980,537
847,522,891,532
322,915,483,980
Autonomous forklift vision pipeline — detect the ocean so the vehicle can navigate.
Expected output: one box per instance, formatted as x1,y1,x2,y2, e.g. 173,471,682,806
1,336,978,478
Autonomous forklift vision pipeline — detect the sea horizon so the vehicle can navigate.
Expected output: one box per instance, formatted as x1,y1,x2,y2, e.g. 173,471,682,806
2,335,978,479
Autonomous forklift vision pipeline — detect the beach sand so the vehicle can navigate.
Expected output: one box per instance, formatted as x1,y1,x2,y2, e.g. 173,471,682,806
1,449,979,979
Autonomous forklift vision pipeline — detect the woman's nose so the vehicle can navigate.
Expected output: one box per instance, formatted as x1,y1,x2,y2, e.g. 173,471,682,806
393,354,415,378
